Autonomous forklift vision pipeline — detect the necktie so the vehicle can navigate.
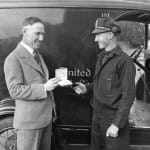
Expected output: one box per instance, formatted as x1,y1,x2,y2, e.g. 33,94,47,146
33,50,41,64
33,50,45,75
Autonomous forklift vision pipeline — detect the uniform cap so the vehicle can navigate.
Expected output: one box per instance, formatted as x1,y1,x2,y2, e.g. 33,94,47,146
92,18,121,34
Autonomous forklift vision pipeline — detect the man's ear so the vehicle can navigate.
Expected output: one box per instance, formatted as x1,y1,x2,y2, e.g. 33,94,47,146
22,25,31,34
22,27,27,35
109,32,114,39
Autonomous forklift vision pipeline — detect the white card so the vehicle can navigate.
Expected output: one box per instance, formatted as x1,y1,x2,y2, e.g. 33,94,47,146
55,67,73,86
55,67,68,80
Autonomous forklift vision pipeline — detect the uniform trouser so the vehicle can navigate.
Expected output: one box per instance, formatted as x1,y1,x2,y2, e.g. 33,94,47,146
16,121,52,150
90,113,129,150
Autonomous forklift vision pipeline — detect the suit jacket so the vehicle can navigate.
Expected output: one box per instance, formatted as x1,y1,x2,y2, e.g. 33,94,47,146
4,43,55,129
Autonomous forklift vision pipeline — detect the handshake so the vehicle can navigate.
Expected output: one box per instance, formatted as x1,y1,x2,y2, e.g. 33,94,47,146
45,78,87,95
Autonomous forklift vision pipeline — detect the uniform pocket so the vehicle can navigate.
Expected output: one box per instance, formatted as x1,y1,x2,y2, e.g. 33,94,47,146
102,78,112,95
105,78,112,94
102,76,119,95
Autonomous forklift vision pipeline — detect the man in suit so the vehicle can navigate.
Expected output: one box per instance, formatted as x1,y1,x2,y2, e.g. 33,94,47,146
74,18,136,150
4,17,61,150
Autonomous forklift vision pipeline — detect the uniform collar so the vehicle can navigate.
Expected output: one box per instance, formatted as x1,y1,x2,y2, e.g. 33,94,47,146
110,45,122,56
98,45,121,58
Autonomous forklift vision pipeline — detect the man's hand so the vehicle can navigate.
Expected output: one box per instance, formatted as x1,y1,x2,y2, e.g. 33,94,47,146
45,77,61,91
73,82,87,95
106,124,119,138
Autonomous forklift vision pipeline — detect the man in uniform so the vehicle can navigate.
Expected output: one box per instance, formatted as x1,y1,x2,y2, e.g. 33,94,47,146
74,17,136,150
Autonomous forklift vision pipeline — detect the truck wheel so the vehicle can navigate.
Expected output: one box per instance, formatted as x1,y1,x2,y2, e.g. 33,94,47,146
0,116,16,150
0,116,58,150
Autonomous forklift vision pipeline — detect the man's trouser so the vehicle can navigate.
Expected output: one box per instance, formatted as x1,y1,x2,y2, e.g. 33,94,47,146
16,122,52,150
90,113,129,150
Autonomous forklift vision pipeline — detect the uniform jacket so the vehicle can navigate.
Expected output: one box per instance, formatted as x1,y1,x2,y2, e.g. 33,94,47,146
93,45,136,128
4,43,55,129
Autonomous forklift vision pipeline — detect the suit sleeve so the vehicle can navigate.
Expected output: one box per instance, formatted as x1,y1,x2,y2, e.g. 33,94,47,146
112,58,136,128
4,54,47,101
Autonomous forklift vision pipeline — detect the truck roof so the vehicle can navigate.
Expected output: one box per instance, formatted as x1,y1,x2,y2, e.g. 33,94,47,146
0,0,150,10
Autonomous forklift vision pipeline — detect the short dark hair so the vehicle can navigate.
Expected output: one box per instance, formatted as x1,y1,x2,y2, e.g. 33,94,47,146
23,17,43,27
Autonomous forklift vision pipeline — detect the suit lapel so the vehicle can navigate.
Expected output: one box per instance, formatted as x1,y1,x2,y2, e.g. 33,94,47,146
39,54,49,80
16,44,48,79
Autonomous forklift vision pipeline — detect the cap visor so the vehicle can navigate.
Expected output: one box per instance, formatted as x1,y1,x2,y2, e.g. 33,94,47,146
92,29,108,34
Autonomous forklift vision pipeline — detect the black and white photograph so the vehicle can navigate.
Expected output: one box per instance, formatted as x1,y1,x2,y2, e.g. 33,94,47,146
0,0,150,150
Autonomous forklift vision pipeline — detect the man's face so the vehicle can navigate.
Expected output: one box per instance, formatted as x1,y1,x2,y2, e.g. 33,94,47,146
95,32,111,49
23,22,45,50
